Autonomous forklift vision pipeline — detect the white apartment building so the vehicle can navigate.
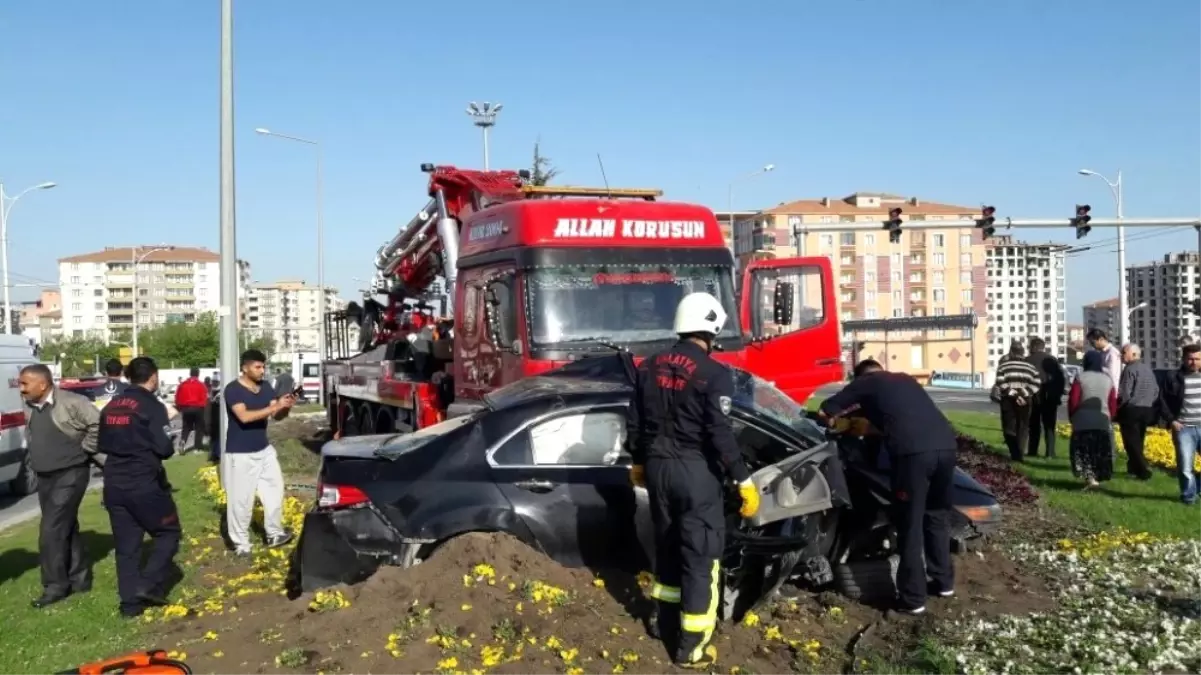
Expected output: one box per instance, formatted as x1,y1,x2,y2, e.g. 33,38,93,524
984,236,1069,371
1127,251,1201,369
58,246,251,341
1082,298,1119,340
244,281,342,351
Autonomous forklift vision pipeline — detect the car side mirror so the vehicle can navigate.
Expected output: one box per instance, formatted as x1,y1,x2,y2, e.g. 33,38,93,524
773,281,795,326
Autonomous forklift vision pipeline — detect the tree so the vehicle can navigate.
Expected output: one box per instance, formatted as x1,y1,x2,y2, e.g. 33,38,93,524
530,140,561,186
241,331,278,358
39,335,121,377
138,313,220,368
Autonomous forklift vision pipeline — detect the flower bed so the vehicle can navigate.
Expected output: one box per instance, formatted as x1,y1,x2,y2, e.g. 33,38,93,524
945,529,1201,675
1055,424,1201,473
955,434,1039,504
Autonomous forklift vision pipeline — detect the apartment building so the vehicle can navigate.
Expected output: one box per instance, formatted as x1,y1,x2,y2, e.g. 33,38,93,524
734,192,990,379
17,289,61,343
983,236,1069,371
58,246,250,341
1082,298,1119,341
244,280,342,351
1127,251,1201,368
714,210,756,260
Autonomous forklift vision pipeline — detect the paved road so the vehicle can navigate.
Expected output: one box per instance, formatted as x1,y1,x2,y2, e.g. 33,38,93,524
814,383,1070,421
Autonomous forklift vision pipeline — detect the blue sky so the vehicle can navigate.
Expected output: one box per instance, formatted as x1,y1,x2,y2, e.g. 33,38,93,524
1,0,1198,320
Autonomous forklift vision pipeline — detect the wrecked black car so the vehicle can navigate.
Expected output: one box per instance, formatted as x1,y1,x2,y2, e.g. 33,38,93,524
290,354,1000,617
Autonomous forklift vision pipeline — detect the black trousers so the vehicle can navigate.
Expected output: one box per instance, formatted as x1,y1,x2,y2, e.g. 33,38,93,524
105,483,181,613
36,464,93,596
1117,406,1155,478
179,406,206,448
646,458,723,663
891,449,956,611
999,398,1031,461
1027,396,1060,458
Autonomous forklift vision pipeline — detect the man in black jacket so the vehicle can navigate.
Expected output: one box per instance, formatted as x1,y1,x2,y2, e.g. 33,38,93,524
98,357,181,617
818,359,958,615
1156,344,1201,505
1025,338,1065,458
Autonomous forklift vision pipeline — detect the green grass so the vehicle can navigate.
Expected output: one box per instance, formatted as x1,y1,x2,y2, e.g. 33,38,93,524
946,410,1197,539
292,403,324,415
0,454,212,674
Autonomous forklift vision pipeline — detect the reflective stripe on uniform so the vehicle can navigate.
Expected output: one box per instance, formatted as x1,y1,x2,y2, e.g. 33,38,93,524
681,559,722,663
649,582,681,603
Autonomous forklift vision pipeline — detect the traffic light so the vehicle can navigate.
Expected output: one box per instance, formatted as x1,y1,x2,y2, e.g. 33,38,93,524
976,205,997,239
1072,204,1092,239
883,207,903,244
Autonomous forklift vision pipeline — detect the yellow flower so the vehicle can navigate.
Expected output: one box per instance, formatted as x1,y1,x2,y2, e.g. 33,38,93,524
567,668,585,675
545,636,563,649
741,611,761,627
621,650,639,663
481,645,505,667
461,603,473,611
560,647,579,662
212,650,224,658
763,625,783,641
436,656,459,670
592,578,605,588
203,631,219,641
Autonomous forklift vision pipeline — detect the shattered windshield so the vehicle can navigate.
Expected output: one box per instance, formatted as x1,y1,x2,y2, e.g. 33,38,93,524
526,264,741,349
731,370,825,446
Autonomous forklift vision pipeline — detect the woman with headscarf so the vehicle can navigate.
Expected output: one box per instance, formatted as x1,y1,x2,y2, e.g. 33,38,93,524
1066,349,1117,488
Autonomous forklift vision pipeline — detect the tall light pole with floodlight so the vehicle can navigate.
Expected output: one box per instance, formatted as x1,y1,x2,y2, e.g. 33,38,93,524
255,127,327,406
466,102,503,170
0,180,56,334
1078,168,1125,340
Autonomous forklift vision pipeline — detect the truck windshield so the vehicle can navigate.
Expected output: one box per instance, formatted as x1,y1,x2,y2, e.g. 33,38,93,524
527,264,741,349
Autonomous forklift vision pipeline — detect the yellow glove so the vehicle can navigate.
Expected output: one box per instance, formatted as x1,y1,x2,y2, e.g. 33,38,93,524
738,480,760,519
630,464,646,488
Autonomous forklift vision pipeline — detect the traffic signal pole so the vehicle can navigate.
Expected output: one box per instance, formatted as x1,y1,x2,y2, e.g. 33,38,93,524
793,216,1199,232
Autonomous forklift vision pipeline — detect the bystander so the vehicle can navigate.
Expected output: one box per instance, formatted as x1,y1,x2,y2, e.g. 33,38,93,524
993,341,1041,461
1116,343,1158,480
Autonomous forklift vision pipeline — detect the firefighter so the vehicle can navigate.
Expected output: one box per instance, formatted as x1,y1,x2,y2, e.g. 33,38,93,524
625,292,760,667
98,356,181,618
817,359,958,615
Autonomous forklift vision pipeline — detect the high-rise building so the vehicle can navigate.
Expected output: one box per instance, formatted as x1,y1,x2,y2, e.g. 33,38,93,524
734,192,990,380
244,280,342,351
983,236,1069,370
1082,297,1119,342
57,246,251,341
1127,251,1200,368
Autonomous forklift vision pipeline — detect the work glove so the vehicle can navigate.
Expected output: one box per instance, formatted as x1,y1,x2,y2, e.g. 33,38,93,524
630,464,646,488
737,480,760,519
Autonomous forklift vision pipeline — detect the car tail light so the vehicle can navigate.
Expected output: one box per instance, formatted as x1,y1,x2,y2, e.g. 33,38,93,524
317,482,370,509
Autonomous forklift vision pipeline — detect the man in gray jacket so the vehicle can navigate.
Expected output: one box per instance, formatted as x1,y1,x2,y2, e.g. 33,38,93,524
18,364,103,608
1118,343,1158,480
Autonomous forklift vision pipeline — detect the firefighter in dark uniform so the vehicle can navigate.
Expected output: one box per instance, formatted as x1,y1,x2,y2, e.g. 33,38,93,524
817,359,958,615
626,292,760,666
98,357,181,618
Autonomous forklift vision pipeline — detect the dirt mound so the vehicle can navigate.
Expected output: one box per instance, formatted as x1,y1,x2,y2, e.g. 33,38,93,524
152,531,1057,675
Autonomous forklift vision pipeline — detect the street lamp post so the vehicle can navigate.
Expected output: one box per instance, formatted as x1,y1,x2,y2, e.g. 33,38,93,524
727,164,776,262
255,127,326,406
0,181,56,334
466,102,503,170
1079,169,1125,340
131,245,172,355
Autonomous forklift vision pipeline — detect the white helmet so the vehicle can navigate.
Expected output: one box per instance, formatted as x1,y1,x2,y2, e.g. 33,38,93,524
673,292,727,337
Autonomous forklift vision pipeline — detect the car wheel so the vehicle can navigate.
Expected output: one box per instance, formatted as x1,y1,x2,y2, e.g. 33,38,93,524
9,451,38,496
832,555,898,604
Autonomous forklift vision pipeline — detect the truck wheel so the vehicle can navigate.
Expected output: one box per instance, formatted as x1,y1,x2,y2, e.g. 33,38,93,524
357,405,376,435
832,555,898,604
326,395,338,434
9,451,38,496
376,407,395,434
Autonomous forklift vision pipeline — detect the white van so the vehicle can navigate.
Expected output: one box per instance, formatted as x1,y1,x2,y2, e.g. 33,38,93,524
0,336,40,495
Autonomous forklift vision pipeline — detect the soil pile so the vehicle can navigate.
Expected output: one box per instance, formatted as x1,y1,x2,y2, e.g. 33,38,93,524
155,530,1052,675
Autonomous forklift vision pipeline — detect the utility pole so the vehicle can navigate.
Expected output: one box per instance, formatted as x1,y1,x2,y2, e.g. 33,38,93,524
466,102,502,170
0,181,57,334
218,0,240,455
1079,169,1125,341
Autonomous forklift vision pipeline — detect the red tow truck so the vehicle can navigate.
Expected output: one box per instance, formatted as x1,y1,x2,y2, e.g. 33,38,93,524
322,164,842,437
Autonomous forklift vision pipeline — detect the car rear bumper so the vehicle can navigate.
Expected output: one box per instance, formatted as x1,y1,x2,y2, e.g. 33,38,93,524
289,505,413,593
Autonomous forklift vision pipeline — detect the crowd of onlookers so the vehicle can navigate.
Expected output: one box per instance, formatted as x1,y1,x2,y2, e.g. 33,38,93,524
993,328,1198,505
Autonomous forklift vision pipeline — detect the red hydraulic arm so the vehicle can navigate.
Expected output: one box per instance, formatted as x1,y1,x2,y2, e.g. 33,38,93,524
365,165,527,345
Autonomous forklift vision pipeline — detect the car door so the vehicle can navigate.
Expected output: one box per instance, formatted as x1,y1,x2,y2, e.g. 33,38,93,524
740,257,842,405
489,405,653,572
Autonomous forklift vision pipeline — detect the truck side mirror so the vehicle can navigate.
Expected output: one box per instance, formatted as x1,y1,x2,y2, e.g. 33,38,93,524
773,281,795,326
